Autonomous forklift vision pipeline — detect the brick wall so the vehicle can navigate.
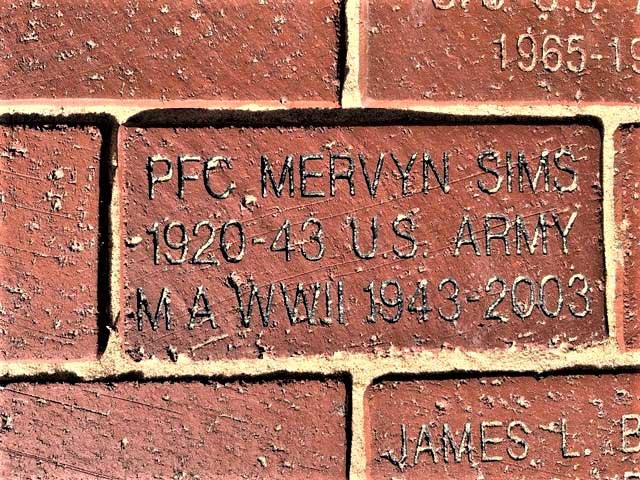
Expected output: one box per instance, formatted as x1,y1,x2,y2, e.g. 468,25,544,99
1,1,639,478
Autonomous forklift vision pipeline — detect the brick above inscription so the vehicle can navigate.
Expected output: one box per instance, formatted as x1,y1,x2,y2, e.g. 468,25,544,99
0,0,340,104
0,379,347,479
119,123,605,361
363,0,640,103
367,374,640,479
0,125,101,360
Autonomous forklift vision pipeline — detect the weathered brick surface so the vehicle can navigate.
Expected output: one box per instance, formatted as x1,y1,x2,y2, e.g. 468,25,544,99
0,2,637,479
362,0,640,103
367,374,640,479
0,0,340,104
0,125,101,360
119,123,604,361
615,124,640,349
0,379,347,479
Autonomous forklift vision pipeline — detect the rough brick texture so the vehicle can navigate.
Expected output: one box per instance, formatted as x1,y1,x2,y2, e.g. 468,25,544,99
0,1,637,479
0,125,101,360
615,124,640,349
368,374,640,479
0,379,347,479
363,0,640,103
0,0,340,104
119,123,604,361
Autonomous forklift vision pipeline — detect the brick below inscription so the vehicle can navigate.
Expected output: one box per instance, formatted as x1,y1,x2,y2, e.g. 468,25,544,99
0,379,347,479
0,126,101,360
367,374,640,479
119,123,605,361
363,0,640,103
0,0,340,104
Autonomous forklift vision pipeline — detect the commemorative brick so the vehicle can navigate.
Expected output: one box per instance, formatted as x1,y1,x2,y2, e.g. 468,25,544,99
363,0,640,103
119,123,605,361
615,125,640,349
0,126,101,360
0,379,346,478
0,0,340,104
367,373,640,479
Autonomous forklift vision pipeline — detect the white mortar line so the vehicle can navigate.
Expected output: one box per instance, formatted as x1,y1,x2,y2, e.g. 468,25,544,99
2,339,639,380
341,0,363,108
2,100,640,123
348,375,369,480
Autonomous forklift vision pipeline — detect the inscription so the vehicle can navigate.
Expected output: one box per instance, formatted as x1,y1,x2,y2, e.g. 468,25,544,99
368,375,640,479
120,125,605,359
365,0,640,102
493,33,640,75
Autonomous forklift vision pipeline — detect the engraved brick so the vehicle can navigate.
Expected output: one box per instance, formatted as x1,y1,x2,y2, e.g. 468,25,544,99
615,124,640,349
0,379,347,478
363,0,640,104
0,0,340,104
0,126,101,360
119,122,605,361
367,374,640,479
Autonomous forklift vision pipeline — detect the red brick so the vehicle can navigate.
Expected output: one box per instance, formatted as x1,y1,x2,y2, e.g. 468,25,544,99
362,0,640,104
0,379,347,478
0,125,101,360
367,374,640,479
615,125,640,349
0,0,340,104
119,123,604,361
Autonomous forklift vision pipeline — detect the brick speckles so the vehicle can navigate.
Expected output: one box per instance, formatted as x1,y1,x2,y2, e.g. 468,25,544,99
367,374,640,479
1,1,640,479
0,126,101,360
615,124,640,350
362,0,640,104
119,124,606,362
0,379,347,479
0,0,341,104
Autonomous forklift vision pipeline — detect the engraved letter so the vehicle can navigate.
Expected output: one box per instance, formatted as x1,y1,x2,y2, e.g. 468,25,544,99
359,153,385,198
261,154,294,197
147,155,173,200
188,285,216,329
177,155,200,199
391,152,417,196
484,213,511,256
442,423,473,463
203,155,235,199
329,153,355,196
136,287,171,331
226,277,275,328
507,420,530,460
415,423,439,464
454,215,481,256
351,216,378,259
477,150,503,194
622,414,640,453
300,154,325,197
422,152,450,194
481,421,504,462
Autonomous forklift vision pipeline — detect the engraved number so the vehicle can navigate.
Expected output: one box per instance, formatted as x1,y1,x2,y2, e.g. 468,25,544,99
192,220,216,264
271,218,325,262
485,276,508,321
438,277,461,322
301,218,325,262
408,280,433,322
568,273,591,317
145,219,244,265
542,35,562,72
